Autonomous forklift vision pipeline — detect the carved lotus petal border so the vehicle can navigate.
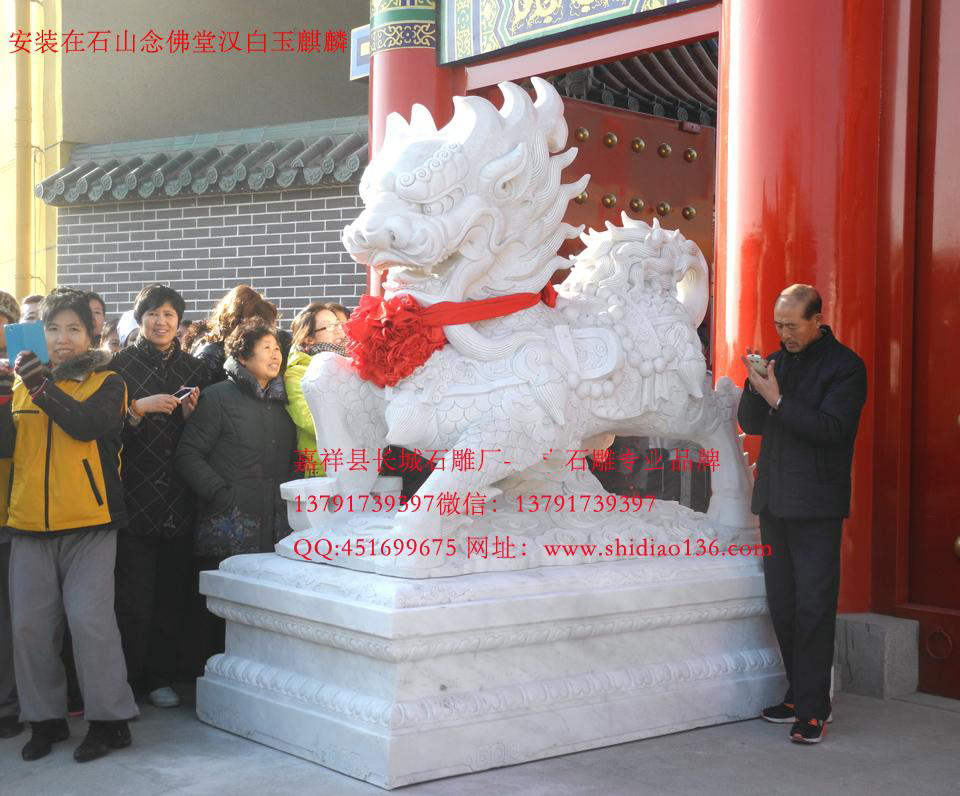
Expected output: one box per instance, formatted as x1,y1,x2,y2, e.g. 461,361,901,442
204,645,782,730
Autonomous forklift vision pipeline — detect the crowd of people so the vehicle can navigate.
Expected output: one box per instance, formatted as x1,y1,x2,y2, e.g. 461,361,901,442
0,276,863,766
0,283,349,763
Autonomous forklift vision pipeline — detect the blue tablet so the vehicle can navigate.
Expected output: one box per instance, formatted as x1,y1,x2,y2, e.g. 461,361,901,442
5,321,50,364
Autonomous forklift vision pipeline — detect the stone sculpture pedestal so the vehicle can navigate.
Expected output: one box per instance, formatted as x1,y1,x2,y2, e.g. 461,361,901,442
195,550,784,789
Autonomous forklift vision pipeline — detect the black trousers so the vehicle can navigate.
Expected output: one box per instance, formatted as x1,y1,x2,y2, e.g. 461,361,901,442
759,511,842,721
114,533,193,695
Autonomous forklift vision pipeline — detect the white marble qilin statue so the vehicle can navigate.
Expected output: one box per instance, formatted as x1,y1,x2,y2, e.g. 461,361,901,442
288,78,755,575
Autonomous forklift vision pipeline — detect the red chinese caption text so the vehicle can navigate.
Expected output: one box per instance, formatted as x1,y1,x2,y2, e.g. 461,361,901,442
9,29,348,55
293,447,720,475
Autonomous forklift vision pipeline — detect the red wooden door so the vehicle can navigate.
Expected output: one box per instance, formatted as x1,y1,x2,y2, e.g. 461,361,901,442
899,0,960,698
557,98,717,318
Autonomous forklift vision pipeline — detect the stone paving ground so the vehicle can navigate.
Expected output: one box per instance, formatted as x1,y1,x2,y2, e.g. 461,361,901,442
1,689,958,795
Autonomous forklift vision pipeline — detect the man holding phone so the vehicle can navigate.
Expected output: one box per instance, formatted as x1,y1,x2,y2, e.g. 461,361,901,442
737,284,867,745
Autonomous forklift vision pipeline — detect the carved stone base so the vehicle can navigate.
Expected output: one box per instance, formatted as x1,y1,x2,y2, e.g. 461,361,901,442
196,552,785,789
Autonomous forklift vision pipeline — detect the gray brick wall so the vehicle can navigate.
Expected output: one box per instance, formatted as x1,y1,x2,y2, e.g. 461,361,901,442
55,186,367,327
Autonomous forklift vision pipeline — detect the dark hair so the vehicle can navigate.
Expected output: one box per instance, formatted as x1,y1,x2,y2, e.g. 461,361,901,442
225,318,278,362
201,285,278,344
181,319,209,352
21,294,44,304
777,284,822,320
133,283,186,324
85,291,106,314
101,317,120,338
41,288,95,337
291,301,349,348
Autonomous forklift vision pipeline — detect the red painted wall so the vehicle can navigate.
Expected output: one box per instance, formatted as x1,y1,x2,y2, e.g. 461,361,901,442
715,0,884,612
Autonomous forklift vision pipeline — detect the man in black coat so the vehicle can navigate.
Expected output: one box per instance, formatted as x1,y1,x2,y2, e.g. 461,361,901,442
737,284,867,745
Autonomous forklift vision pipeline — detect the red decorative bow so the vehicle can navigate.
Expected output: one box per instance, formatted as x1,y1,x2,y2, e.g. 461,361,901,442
344,283,558,388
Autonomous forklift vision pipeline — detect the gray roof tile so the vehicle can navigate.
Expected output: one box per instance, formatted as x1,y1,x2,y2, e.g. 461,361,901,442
36,117,369,206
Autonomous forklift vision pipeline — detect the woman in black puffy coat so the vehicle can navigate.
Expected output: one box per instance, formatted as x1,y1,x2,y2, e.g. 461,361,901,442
176,319,295,666
109,284,207,709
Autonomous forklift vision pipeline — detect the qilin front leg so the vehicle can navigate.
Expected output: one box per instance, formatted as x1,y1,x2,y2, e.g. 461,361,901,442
692,380,756,529
397,400,564,538
301,353,388,499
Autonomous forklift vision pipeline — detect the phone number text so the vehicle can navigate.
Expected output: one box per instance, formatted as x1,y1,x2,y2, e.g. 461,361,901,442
292,494,657,513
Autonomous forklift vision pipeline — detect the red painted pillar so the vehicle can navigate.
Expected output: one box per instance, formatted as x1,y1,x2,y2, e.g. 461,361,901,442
714,0,883,612
370,49,460,154
366,1,462,294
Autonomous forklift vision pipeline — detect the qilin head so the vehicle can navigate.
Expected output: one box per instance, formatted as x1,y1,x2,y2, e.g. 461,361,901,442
343,77,589,304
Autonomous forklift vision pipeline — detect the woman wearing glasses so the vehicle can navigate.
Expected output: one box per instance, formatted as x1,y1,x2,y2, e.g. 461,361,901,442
284,302,349,477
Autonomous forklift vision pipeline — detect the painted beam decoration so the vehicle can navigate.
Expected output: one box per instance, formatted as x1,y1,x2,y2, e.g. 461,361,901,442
370,0,438,56
440,0,699,64
350,25,371,80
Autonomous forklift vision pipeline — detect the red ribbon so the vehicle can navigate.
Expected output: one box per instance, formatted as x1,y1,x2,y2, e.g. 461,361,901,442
344,283,558,388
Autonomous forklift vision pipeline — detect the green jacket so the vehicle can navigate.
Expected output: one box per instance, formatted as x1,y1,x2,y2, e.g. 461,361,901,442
283,349,323,477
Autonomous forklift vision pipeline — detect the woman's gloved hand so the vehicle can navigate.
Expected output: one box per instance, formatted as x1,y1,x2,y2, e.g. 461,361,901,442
14,351,45,393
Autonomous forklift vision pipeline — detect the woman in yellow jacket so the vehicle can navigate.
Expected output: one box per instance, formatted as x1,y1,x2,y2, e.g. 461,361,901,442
0,288,137,764
284,302,349,477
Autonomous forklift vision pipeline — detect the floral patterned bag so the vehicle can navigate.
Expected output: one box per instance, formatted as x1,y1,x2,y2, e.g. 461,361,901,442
194,506,262,557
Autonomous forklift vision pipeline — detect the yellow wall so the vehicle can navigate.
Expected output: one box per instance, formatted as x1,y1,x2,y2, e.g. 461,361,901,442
1,0,369,299
0,0,64,299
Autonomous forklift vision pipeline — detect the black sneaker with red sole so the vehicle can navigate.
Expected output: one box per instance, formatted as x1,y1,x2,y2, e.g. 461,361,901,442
761,701,797,723
790,717,828,744
762,701,834,724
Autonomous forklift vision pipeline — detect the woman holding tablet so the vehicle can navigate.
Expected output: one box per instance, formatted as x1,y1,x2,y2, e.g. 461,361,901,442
0,287,137,763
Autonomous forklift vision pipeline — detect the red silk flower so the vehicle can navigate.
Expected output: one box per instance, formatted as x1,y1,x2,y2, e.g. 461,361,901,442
343,284,558,389
344,293,446,388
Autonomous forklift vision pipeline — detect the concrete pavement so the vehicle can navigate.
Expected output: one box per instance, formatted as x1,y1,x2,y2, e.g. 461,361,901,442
1,689,958,795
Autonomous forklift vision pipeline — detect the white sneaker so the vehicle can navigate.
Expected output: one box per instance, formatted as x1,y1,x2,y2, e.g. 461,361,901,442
147,687,181,708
